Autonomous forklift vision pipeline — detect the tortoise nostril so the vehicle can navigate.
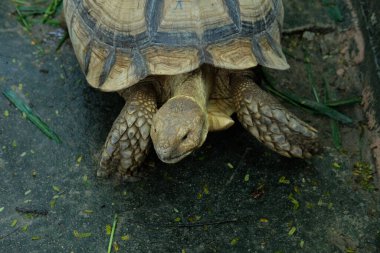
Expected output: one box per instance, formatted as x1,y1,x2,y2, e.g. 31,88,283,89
181,133,188,141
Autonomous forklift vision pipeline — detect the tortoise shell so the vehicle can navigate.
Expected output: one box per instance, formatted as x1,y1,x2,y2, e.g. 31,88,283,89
64,0,289,91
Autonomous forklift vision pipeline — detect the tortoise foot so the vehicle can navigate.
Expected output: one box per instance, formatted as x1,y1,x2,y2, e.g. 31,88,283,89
98,83,157,180
231,71,319,158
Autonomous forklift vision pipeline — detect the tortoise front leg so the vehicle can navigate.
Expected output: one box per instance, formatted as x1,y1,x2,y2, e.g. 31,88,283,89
98,82,157,181
230,71,318,158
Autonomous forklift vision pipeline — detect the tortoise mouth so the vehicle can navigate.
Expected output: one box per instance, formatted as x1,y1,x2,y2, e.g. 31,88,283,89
157,149,194,164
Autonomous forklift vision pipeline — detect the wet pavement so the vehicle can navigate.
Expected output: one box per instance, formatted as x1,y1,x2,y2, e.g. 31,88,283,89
0,0,379,252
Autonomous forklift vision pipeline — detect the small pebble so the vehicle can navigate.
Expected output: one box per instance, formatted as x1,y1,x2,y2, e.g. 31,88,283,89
336,68,345,76
302,31,315,41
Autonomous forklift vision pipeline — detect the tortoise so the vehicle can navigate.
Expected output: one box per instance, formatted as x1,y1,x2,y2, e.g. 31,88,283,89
64,0,318,181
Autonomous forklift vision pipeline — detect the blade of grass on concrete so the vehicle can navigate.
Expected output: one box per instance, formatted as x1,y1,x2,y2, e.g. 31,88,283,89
321,0,344,22
260,82,302,109
3,89,62,143
331,120,342,149
303,49,320,103
324,76,342,149
280,90,352,124
17,6,46,16
12,0,28,4
259,68,311,109
15,6,31,31
44,18,61,26
326,97,362,107
260,69,353,124
56,31,69,51
107,214,118,253
42,0,63,23
14,0,62,28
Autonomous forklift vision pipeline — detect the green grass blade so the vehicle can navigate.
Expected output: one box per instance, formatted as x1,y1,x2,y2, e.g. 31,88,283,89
107,214,118,253
43,18,61,26
326,97,362,107
322,75,330,104
322,0,344,22
260,83,303,109
14,0,63,28
281,91,353,124
331,119,342,149
12,0,29,4
260,69,353,124
306,63,320,103
17,6,46,16
324,78,342,149
15,6,31,31
303,50,320,103
258,68,304,108
56,31,69,51
3,89,62,143
327,6,344,22
42,0,63,23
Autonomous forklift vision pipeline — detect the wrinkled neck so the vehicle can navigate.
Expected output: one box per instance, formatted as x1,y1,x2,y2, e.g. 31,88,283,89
166,66,213,111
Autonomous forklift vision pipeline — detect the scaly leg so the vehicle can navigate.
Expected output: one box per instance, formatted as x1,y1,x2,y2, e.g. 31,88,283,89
231,71,318,158
98,82,157,181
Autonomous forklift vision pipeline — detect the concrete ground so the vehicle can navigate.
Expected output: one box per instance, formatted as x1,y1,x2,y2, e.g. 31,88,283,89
0,0,379,252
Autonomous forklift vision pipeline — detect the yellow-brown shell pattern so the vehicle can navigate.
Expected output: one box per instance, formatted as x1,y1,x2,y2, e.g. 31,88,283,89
64,0,289,91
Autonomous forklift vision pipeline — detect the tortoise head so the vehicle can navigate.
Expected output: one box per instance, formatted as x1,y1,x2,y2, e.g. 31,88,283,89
150,96,208,163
